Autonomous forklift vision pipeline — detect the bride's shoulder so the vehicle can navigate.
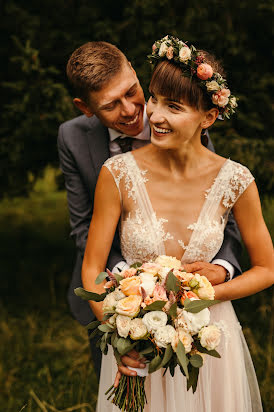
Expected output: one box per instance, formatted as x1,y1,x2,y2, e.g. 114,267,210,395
226,158,253,178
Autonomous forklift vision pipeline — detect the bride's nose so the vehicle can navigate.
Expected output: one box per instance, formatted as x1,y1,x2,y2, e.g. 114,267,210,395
148,106,165,125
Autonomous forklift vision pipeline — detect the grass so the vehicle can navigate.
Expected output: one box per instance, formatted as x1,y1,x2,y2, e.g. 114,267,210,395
0,169,273,411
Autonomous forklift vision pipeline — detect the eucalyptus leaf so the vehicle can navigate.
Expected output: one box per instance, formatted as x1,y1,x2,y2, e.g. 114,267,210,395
148,354,162,373
168,302,177,318
95,271,108,284
74,287,107,302
111,331,119,348
176,340,189,379
114,274,123,285
100,333,108,353
195,341,221,358
161,344,173,368
88,328,99,340
144,300,167,311
116,337,137,356
98,323,114,333
166,271,180,293
130,262,142,269
184,298,220,313
113,348,122,366
187,365,199,393
85,320,100,330
189,354,203,368
139,346,154,356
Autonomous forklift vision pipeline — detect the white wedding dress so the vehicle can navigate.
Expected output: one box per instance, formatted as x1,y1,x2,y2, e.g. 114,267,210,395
96,152,262,412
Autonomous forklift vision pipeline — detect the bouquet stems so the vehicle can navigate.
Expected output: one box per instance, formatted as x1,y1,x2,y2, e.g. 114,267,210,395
106,375,147,412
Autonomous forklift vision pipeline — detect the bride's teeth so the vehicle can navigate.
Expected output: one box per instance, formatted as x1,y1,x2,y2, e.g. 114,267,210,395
154,126,172,133
124,114,138,125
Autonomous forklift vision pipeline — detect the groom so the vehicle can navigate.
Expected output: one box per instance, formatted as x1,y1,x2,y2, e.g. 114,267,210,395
57,41,242,379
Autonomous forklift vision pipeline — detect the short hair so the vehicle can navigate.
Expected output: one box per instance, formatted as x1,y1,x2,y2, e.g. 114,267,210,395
149,51,225,112
66,41,128,102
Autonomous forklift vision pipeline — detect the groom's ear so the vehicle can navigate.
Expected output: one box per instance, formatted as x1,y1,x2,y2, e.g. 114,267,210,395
73,98,94,118
201,108,219,129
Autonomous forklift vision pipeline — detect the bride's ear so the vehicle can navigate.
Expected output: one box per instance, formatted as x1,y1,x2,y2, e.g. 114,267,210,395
201,108,219,129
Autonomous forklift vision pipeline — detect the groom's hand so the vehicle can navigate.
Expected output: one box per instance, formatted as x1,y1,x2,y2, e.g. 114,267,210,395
183,262,227,285
114,349,146,387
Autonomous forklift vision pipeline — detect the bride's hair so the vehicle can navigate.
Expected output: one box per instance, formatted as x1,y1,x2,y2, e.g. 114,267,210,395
149,52,225,112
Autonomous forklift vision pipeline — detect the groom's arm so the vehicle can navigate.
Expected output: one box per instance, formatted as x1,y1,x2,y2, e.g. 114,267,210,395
57,124,123,270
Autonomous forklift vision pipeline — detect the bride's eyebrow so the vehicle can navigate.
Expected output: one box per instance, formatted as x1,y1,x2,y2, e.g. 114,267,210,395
165,97,184,105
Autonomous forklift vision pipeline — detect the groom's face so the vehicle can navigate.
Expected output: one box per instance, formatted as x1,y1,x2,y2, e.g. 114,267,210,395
87,62,145,136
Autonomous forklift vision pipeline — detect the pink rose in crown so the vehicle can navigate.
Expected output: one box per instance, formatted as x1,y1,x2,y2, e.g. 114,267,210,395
197,63,213,80
212,88,231,107
152,43,157,52
166,46,174,60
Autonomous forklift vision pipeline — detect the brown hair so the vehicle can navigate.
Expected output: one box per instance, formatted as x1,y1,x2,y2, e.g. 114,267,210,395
66,41,128,102
149,51,225,111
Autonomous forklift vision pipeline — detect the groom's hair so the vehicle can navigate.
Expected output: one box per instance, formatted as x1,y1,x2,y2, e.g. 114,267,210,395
67,41,128,102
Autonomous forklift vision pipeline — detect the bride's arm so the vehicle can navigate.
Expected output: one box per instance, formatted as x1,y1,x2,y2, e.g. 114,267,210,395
214,181,274,301
81,166,121,321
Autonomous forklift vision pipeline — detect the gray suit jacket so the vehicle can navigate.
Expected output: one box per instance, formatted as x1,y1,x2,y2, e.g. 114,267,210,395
57,114,242,326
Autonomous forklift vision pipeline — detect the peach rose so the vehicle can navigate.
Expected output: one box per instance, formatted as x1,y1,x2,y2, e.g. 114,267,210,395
212,88,231,107
180,290,199,305
197,63,213,80
171,328,193,353
120,267,137,278
120,276,141,296
166,46,174,60
174,270,194,285
141,262,161,275
199,325,221,350
116,295,142,317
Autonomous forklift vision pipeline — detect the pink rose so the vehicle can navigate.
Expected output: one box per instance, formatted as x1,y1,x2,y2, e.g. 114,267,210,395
212,88,231,107
166,46,174,60
197,63,213,80
153,284,168,301
141,262,161,275
121,267,137,278
152,43,157,52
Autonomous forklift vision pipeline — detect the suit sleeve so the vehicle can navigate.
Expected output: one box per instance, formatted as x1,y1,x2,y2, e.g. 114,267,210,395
57,123,124,269
207,133,242,276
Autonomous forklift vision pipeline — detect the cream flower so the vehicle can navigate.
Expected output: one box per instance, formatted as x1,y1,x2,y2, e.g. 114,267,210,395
120,267,137,278
230,96,237,109
154,325,176,348
155,255,181,269
107,314,117,327
171,328,193,353
179,46,191,63
129,318,148,340
199,325,221,350
116,295,142,317
120,276,141,296
166,46,174,60
140,272,157,296
174,270,194,284
158,42,169,57
206,80,220,92
142,311,168,333
192,274,215,300
116,315,131,338
141,262,161,275
176,307,210,335
102,290,125,312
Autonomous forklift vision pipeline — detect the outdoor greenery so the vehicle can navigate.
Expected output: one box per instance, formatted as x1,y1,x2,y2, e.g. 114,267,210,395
1,1,273,411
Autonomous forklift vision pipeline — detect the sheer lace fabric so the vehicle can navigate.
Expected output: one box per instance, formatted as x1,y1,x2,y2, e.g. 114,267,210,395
96,153,262,412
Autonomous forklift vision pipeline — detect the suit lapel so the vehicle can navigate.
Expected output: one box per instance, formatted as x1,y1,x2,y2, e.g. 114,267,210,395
86,116,110,178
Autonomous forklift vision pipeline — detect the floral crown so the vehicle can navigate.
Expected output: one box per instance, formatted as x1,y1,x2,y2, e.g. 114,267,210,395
148,35,237,119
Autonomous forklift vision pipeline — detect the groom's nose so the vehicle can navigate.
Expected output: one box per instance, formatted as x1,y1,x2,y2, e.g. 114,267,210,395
120,99,136,117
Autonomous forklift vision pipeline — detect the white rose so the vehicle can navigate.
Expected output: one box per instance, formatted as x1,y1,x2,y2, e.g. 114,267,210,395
171,328,193,353
142,311,168,333
158,266,171,282
177,308,210,335
230,96,237,109
102,291,122,312
154,325,176,348
108,314,117,326
206,80,220,92
129,318,148,340
140,272,157,296
199,325,221,350
114,289,126,300
179,46,191,63
158,42,169,57
116,315,131,338
155,255,181,269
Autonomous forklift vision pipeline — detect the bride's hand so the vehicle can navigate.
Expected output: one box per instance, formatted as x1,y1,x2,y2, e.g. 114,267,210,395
183,261,227,285
114,349,147,387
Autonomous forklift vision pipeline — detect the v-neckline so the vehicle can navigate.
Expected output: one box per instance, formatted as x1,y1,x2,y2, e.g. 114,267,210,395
128,152,230,261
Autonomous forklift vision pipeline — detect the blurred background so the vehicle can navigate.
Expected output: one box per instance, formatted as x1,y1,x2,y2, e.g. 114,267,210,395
0,1,273,411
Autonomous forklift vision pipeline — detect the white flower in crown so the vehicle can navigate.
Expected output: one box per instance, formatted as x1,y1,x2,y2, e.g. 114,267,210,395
230,96,238,109
158,41,169,57
206,80,220,92
154,325,176,348
179,46,191,63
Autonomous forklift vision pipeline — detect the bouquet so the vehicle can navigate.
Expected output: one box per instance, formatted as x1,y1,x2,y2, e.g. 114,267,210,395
75,255,222,412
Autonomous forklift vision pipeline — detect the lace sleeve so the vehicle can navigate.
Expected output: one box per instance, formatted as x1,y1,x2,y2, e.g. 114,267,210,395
222,161,254,208
103,154,125,202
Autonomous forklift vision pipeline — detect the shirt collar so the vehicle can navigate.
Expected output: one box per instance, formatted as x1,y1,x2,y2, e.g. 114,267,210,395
108,105,150,142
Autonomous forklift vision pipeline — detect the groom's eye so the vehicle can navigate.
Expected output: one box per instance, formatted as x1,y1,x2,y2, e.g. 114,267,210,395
126,87,137,97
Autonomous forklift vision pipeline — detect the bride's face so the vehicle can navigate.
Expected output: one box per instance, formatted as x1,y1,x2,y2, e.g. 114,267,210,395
147,91,207,149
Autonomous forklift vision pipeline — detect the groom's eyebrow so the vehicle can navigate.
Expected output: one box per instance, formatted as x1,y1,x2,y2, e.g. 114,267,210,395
98,83,138,110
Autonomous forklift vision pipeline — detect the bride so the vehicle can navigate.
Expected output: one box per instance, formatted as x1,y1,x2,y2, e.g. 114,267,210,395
81,36,274,411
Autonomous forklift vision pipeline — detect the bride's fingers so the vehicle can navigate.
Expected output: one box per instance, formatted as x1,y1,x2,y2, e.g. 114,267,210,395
120,354,146,369
114,371,122,388
118,364,138,377
126,349,146,362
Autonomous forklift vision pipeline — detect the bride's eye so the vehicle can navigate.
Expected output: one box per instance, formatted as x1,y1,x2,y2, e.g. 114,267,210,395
168,103,181,111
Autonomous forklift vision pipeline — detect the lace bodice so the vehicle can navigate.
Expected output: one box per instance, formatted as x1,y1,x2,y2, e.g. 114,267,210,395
104,153,254,265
